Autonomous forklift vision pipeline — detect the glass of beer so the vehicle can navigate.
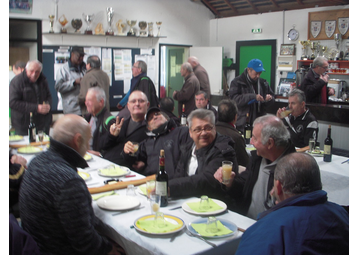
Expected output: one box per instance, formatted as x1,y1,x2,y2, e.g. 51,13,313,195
280,106,292,118
222,161,233,185
309,138,315,152
130,142,139,156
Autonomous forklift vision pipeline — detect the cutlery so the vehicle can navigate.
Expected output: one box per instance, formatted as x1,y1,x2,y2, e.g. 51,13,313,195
237,227,246,233
169,206,182,211
111,206,145,216
185,228,217,247
341,159,349,164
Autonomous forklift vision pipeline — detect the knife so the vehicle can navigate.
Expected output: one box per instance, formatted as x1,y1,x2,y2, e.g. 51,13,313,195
169,206,182,210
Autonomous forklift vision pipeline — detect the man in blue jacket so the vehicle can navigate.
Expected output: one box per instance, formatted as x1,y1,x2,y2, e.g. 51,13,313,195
236,152,349,255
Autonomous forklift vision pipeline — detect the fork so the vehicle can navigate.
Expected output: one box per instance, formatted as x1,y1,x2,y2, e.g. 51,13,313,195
185,228,217,247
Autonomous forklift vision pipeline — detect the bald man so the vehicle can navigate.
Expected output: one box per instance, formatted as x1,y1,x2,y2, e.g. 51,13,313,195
188,56,211,99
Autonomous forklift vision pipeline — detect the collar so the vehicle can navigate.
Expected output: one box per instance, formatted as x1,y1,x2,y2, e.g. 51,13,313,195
312,69,320,79
69,60,86,73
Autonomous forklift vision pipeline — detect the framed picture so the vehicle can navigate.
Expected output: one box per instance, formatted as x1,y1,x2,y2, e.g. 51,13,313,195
280,44,296,55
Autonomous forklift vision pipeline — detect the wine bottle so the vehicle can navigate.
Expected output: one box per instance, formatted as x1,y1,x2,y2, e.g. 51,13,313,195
180,104,187,126
323,125,333,162
156,149,168,207
244,113,252,144
28,112,36,143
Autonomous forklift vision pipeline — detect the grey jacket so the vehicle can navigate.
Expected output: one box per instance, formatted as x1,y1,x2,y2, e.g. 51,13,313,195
55,61,86,115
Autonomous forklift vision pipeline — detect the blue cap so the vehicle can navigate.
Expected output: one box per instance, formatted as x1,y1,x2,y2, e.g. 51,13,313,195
247,59,265,72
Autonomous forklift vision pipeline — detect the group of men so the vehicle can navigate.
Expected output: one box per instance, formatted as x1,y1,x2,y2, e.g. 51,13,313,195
9,54,348,254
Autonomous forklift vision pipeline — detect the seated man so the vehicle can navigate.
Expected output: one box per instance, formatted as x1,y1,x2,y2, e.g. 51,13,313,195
276,88,318,148
214,114,296,219
83,87,115,157
102,91,149,166
215,99,249,167
19,114,119,254
195,91,217,122
169,109,238,203
159,97,180,127
122,107,191,179
236,152,349,255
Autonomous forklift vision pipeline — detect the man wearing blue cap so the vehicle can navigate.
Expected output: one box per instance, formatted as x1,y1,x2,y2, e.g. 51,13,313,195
228,59,274,133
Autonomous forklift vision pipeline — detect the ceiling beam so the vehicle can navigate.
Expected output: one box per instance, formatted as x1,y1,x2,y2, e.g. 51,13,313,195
270,0,279,8
201,0,221,16
224,0,239,14
244,0,258,11
296,0,304,5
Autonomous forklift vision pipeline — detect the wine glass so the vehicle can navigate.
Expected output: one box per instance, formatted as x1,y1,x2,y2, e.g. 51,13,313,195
38,130,44,148
130,142,139,156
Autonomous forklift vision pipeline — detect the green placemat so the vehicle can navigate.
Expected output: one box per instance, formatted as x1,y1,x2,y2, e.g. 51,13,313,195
187,199,223,212
91,191,116,201
191,220,233,237
136,219,179,233
98,166,127,176
139,185,147,195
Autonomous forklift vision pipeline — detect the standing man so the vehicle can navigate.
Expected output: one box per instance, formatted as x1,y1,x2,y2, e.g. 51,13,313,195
188,56,211,99
301,56,335,104
228,59,274,133
9,60,52,135
236,153,349,255
78,55,110,116
55,46,86,115
195,90,217,122
19,114,121,255
173,62,200,117
84,87,115,157
276,89,318,148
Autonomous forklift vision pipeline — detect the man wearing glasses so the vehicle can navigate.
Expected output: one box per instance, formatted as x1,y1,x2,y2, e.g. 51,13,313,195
168,109,238,206
301,56,335,104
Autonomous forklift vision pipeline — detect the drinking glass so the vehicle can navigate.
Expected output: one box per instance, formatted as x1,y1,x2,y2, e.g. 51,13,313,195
280,106,292,118
222,161,233,185
126,184,136,197
38,130,44,148
146,180,155,200
309,138,315,152
149,194,161,214
206,217,218,233
130,142,139,156
199,195,210,211
154,212,166,228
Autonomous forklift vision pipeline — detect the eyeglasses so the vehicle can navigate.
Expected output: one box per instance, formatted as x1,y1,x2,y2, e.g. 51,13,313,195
128,99,146,104
132,65,139,69
321,65,329,69
192,125,214,134
147,112,161,121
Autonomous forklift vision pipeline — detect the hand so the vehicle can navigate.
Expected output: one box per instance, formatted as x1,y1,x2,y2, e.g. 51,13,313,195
75,77,82,85
172,91,177,98
132,161,145,170
256,94,264,102
265,94,273,101
328,87,335,96
214,167,235,188
123,141,136,154
116,104,124,111
320,73,329,83
37,104,51,115
110,117,124,137
276,107,286,118
10,154,27,169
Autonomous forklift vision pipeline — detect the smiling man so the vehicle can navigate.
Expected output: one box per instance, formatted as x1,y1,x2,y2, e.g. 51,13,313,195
168,109,237,203
276,88,318,148
195,90,217,122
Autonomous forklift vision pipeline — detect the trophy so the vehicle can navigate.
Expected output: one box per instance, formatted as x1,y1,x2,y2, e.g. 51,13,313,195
139,21,147,36
71,19,82,33
116,20,125,35
344,40,349,60
334,33,342,60
58,14,68,33
148,22,154,37
127,20,137,36
309,41,319,60
299,40,310,60
49,15,55,33
321,45,328,58
83,13,95,34
156,21,162,36
105,7,114,35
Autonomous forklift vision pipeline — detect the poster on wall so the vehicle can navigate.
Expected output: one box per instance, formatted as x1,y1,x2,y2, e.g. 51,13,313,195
9,0,33,14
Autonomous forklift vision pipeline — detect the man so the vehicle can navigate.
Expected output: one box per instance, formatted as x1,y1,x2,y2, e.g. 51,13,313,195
214,114,296,219
215,99,249,167
173,62,200,117
228,59,274,133
102,91,149,166
159,97,180,126
195,90,217,122
55,46,86,115
78,55,110,116
12,60,26,75
122,107,190,179
236,152,349,255
84,87,116,157
276,88,318,148
301,56,335,104
188,56,211,99
169,109,238,204
116,60,159,119
19,114,120,255
9,60,52,135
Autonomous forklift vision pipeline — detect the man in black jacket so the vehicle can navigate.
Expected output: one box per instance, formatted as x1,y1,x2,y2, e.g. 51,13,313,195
9,60,52,135
214,114,296,219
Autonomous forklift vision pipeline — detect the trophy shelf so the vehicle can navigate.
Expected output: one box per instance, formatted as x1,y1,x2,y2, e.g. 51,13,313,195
42,32,166,39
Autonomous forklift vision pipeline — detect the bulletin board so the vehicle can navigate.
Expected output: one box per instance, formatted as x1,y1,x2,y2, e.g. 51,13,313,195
308,9,349,40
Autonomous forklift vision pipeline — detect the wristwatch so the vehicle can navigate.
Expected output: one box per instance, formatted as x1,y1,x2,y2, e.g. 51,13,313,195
288,27,299,41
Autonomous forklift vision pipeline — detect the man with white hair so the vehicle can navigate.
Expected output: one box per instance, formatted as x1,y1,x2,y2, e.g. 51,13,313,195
9,60,52,135
188,56,211,99
19,114,122,255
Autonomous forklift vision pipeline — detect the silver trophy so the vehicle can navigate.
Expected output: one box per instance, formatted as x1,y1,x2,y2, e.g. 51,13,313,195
139,21,147,36
83,13,95,34
156,21,162,36
127,20,137,36
334,33,342,60
106,7,114,35
148,22,154,37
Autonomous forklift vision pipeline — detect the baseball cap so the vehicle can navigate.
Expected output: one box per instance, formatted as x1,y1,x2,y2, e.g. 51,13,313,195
247,59,265,72
146,107,161,121
71,46,85,55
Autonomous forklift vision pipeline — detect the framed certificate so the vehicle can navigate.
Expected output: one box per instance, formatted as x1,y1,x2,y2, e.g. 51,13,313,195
280,44,295,55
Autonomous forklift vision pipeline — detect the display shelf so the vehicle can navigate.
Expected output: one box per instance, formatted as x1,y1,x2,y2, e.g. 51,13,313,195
42,32,166,39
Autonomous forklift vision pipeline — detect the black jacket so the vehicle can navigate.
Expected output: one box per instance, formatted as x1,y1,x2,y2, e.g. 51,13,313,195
301,69,329,104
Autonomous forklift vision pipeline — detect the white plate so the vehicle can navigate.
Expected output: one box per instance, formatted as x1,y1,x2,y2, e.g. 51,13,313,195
188,218,237,239
78,171,91,181
98,165,131,177
84,153,93,161
305,150,324,157
134,214,185,236
182,198,227,216
17,146,43,155
9,135,24,142
97,195,140,211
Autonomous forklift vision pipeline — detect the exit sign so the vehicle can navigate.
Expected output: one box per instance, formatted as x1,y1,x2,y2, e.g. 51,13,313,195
252,28,262,33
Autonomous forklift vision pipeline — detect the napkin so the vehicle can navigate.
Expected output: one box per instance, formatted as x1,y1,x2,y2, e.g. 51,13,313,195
139,185,147,195
91,191,116,201
191,221,233,237
136,219,180,233
98,166,127,176
187,198,223,212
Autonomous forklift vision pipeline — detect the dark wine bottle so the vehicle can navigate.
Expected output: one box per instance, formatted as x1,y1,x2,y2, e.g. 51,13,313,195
244,113,252,144
156,149,168,207
28,112,36,143
180,104,187,126
323,125,333,162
